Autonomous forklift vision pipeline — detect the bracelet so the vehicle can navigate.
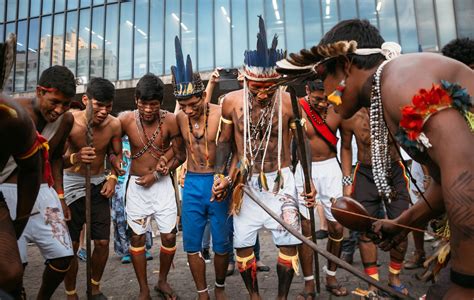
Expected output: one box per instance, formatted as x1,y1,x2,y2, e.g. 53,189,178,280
214,173,225,181
70,153,76,165
225,175,233,186
342,176,353,186
106,174,118,182
160,155,169,164
153,170,160,181
58,193,65,200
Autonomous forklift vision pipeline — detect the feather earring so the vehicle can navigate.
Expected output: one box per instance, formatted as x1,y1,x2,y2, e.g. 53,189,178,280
327,79,346,106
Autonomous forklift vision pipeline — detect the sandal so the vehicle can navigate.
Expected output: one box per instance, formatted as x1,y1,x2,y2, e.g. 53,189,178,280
296,291,316,299
388,283,409,296
325,284,348,297
154,285,179,300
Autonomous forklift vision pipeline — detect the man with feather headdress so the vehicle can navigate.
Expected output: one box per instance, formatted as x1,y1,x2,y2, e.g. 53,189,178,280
212,16,314,299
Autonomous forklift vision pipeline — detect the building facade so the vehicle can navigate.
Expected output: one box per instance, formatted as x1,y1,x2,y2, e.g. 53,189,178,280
2,0,473,103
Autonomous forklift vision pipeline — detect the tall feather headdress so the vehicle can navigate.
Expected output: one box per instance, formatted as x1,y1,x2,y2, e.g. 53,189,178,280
0,33,16,91
243,16,286,82
171,36,204,99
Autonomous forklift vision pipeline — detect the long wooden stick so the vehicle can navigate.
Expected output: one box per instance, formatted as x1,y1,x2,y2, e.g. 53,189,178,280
85,99,93,300
288,86,321,293
243,186,412,299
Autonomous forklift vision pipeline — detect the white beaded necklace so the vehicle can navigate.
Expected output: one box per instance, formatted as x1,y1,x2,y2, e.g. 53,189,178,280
369,60,393,201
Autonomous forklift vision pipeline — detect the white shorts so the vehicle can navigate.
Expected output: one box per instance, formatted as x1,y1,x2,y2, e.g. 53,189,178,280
409,161,425,204
0,183,73,263
233,167,301,248
126,175,177,235
295,158,342,222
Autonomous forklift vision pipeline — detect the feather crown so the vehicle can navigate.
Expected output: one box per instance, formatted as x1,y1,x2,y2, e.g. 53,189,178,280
243,16,285,81
171,36,204,99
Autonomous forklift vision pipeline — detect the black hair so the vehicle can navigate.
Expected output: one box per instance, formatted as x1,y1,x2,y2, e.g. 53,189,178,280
307,80,324,92
85,77,115,103
38,65,76,98
135,73,165,103
320,19,385,73
441,38,474,67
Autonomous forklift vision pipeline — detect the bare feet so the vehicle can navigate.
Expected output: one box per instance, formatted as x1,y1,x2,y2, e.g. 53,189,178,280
154,280,178,300
137,289,151,300
325,276,348,297
215,286,227,300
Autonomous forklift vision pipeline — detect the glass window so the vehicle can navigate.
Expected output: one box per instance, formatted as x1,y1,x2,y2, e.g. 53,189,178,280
90,6,104,78
65,11,78,75
134,0,148,78
81,0,91,8
27,18,39,91
55,0,66,12
104,3,118,80
247,0,264,47
358,0,378,27
284,0,304,54
322,0,339,34
39,15,52,75
340,0,357,20
0,0,4,23
215,0,231,68
264,0,285,50
43,0,53,15
164,0,180,74
18,0,28,19
15,20,27,91
7,0,17,21
52,13,65,66
0,25,3,42
397,0,418,53
77,9,90,82
5,23,15,92
454,0,474,39
197,0,213,71
377,0,399,44
118,1,133,79
149,0,164,75
231,0,247,66
94,0,105,5
302,0,323,48
68,0,79,10
414,0,438,51
107,0,118,3
435,1,456,49
31,0,41,17
181,0,196,70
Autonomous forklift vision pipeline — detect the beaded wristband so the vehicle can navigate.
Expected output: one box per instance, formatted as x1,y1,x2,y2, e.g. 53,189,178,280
342,176,353,186
106,174,118,182
70,153,76,165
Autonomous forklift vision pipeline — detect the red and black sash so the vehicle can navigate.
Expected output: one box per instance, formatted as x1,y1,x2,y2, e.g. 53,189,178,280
299,98,338,150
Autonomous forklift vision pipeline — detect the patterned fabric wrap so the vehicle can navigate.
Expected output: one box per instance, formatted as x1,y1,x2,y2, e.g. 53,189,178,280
396,80,473,154
111,137,152,256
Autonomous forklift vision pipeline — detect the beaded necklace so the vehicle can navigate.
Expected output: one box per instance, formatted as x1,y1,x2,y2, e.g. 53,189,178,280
369,60,393,201
132,109,167,160
305,97,328,124
187,103,210,167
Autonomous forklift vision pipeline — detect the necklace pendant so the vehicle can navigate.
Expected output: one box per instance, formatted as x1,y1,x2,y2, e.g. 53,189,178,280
194,123,199,129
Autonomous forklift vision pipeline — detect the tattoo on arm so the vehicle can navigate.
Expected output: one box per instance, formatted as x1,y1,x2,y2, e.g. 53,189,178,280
215,141,232,174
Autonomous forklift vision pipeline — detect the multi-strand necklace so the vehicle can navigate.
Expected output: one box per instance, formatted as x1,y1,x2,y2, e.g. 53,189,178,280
369,60,393,201
132,109,167,160
187,103,210,167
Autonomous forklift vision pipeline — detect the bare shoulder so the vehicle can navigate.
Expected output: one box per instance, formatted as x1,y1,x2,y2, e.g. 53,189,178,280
221,89,242,116
117,110,134,125
175,109,185,122
209,103,221,114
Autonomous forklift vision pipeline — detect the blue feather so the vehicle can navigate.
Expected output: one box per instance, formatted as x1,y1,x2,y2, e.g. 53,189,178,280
185,55,193,83
174,36,185,83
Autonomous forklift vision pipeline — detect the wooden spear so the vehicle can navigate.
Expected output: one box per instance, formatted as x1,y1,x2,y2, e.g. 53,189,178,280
243,186,412,299
85,99,93,299
287,85,321,293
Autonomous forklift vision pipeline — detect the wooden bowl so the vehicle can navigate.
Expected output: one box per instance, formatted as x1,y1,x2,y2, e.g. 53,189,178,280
331,196,373,232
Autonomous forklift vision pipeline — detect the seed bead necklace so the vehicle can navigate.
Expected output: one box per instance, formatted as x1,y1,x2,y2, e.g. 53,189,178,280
187,103,210,167
305,97,328,124
369,60,393,201
132,109,166,160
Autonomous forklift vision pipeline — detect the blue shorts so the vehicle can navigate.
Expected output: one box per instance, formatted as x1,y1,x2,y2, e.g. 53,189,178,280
182,172,232,254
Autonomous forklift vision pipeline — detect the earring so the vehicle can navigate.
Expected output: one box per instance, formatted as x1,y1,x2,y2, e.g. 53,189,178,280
327,79,346,106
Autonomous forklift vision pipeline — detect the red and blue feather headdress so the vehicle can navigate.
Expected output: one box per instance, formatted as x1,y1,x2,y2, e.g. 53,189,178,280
243,16,286,82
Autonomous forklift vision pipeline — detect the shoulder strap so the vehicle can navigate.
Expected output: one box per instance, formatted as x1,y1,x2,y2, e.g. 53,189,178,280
299,98,338,148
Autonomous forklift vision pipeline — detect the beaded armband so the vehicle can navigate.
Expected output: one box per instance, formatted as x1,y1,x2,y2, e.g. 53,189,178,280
342,176,353,186
220,116,233,125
